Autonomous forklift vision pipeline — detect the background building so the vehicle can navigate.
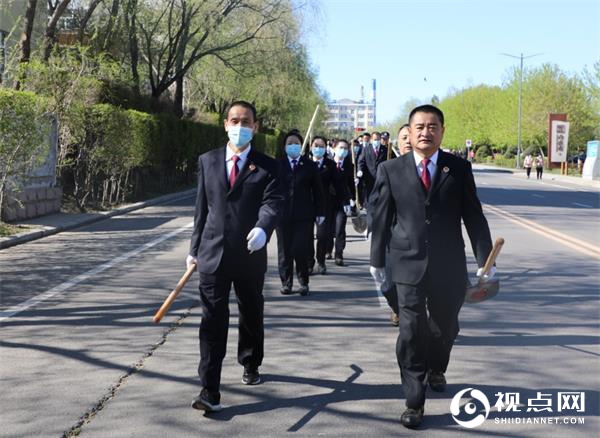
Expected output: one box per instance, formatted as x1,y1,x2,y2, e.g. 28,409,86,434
325,79,376,136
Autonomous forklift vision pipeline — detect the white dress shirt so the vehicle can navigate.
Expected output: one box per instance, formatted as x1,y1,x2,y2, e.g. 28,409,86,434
287,155,300,168
226,144,251,179
413,149,439,182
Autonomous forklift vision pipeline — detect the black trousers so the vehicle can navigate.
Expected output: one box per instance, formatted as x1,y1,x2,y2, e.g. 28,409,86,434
316,203,336,264
198,251,265,393
395,270,466,409
333,207,348,258
536,167,543,179
277,221,312,287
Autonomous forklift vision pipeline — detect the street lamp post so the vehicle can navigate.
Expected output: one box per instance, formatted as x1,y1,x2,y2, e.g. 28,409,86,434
501,52,542,168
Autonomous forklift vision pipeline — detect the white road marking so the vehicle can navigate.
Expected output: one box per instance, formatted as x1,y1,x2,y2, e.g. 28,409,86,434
531,194,544,198
483,204,600,259
0,222,194,322
573,202,593,208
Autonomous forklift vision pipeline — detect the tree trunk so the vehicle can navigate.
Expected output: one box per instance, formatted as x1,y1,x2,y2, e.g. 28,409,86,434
174,76,184,118
43,0,73,61
125,0,140,94
15,0,38,90
77,0,103,44
102,0,121,52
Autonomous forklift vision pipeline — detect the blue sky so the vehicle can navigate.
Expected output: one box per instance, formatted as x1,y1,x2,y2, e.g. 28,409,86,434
304,0,600,124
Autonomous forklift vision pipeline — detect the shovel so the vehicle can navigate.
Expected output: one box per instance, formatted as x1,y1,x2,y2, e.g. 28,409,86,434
465,237,505,304
351,209,368,234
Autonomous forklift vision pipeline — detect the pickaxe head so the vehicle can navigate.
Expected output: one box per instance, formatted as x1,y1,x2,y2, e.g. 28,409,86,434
465,278,500,304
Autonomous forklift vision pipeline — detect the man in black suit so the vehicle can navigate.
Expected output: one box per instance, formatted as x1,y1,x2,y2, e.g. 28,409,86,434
357,131,388,202
369,105,495,428
187,101,284,413
358,131,388,233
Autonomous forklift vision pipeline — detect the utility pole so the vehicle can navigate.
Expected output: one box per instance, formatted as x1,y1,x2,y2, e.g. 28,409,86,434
501,52,542,168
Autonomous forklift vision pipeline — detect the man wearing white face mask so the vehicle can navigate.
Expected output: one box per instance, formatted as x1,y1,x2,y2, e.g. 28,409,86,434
276,130,325,296
188,101,284,413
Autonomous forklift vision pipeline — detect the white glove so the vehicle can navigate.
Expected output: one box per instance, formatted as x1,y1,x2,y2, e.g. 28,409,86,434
354,178,360,185
349,199,356,208
370,266,386,283
476,266,497,282
343,204,351,215
357,170,363,178
246,227,267,253
315,216,325,226
186,255,197,270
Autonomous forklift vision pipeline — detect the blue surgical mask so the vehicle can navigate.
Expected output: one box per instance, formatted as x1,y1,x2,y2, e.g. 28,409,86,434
285,143,301,158
227,125,253,147
353,146,361,154
336,149,348,159
372,140,381,148
312,146,325,158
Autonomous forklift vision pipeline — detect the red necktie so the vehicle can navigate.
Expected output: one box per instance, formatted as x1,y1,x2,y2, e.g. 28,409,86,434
420,158,431,191
229,155,240,187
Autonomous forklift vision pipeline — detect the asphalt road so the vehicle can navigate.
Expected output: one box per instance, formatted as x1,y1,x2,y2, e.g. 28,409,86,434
1,167,598,437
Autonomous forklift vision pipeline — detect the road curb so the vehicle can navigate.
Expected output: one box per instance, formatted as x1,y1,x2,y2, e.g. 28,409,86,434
0,188,196,251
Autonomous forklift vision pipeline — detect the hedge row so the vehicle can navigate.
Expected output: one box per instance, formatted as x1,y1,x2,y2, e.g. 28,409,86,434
0,89,285,210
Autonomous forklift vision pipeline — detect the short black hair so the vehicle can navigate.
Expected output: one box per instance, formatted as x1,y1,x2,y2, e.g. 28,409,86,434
311,135,328,145
363,132,371,137
408,104,444,126
371,131,381,137
334,139,349,147
397,123,409,135
225,100,257,121
284,129,303,145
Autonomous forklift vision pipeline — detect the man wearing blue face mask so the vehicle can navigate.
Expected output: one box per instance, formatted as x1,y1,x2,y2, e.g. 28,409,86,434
276,130,325,296
188,101,284,413
358,131,388,234
308,136,350,274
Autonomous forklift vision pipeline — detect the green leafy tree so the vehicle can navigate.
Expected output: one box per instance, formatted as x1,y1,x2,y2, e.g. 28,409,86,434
0,89,49,221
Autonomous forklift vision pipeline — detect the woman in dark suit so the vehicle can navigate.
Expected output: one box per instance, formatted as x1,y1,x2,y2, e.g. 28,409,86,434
330,139,354,265
276,130,325,296
307,136,350,274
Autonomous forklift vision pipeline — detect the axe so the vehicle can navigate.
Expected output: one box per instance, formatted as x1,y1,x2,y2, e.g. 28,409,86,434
153,262,196,323
465,237,505,304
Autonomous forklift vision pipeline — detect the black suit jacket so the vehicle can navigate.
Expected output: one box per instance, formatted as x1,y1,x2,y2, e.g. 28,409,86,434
279,155,325,223
333,157,355,208
316,157,350,209
189,146,284,275
370,150,492,286
358,143,388,181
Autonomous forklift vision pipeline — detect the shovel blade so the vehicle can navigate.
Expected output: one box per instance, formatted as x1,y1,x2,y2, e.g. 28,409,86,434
465,279,500,304
351,214,368,234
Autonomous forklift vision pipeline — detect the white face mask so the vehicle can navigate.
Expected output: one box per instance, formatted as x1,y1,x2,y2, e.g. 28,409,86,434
227,125,253,147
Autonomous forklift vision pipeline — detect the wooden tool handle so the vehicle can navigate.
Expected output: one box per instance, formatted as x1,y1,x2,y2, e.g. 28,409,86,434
152,263,196,324
482,237,505,276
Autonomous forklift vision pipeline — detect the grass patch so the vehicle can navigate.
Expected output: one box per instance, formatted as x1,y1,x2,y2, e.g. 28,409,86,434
0,222,30,237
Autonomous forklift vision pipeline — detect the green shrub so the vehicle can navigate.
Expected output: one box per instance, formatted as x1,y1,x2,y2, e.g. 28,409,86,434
475,145,492,162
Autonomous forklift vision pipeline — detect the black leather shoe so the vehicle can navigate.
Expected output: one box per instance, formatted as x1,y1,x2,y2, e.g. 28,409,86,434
280,286,293,295
400,406,424,428
326,253,333,260
317,264,327,274
298,285,309,296
334,257,344,266
242,366,261,385
429,371,446,392
191,388,222,412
